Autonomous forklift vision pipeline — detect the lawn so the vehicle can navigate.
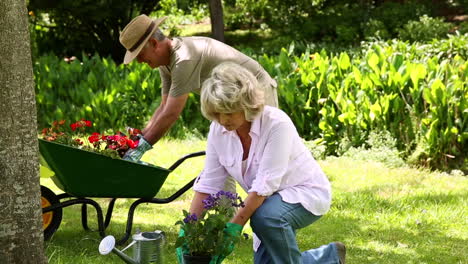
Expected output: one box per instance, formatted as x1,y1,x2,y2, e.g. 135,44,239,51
41,138,467,264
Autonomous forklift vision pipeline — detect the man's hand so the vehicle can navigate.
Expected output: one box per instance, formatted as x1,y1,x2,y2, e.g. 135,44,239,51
123,135,152,162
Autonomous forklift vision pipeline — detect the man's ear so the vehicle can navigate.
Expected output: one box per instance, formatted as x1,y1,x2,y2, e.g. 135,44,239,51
149,38,158,50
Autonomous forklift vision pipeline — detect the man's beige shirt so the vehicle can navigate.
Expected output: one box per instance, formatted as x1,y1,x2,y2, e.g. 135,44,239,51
159,37,277,102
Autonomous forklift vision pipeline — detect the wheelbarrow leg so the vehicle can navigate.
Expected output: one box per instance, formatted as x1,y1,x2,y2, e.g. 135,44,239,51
81,204,90,231
81,198,117,231
104,198,117,229
44,198,106,238
116,199,148,245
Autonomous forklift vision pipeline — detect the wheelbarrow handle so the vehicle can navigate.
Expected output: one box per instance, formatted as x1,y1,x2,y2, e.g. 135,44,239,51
168,151,206,171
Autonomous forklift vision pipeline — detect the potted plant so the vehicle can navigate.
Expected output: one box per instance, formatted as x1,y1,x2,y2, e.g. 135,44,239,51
175,191,245,264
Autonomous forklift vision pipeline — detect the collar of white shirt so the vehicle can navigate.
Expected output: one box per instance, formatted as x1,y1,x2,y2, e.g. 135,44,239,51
220,112,262,138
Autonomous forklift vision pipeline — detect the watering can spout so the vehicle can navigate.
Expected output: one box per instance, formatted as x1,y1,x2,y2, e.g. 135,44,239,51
99,235,139,264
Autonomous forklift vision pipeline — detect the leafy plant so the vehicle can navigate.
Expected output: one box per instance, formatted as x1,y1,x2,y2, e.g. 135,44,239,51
342,131,406,168
362,19,391,40
457,21,468,35
398,15,453,42
27,0,165,62
34,36,468,172
175,191,245,257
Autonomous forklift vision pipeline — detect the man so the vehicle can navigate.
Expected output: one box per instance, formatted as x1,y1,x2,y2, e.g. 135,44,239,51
119,14,278,161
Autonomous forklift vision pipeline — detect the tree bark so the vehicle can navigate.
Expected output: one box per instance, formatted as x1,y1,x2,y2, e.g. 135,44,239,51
209,0,225,42
0,0,47,263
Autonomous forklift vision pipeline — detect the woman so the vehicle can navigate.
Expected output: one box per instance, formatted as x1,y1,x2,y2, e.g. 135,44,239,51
188,62,345,263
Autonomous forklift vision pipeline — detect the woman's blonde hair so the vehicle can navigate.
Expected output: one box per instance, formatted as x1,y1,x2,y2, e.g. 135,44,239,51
201,62,265,122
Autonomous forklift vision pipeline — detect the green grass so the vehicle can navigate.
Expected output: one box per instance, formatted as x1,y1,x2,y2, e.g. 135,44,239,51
41,138,467,264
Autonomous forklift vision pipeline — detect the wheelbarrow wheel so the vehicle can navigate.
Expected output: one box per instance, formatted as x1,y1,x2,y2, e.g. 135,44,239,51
41,185,62,240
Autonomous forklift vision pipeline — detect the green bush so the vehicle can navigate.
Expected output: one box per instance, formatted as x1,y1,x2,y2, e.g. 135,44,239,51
398,15,454,42
228,0,437,44
342,131,406,168
35,37,468,172
34,54,207,137
257,38,467,172
28,0,164,63
362,19,391,40
370,1,430,37
458,21,468,34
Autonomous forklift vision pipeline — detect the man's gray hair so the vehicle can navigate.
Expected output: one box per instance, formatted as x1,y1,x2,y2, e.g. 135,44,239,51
201,62,265,122
144,29,166,49
152,29,166,41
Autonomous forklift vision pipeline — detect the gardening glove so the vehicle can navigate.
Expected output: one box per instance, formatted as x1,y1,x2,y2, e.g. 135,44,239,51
123,135,152,162
210,223,243,264
176,229,189,264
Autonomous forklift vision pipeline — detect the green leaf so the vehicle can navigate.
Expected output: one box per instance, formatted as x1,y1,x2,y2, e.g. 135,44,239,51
353,66,362,84
368,53,380,74
339,53,351,70
370,103,382,121
430,79,446,104
450,127,459,134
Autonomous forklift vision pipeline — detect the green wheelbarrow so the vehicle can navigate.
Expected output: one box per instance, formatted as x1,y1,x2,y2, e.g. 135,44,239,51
39,139,205,244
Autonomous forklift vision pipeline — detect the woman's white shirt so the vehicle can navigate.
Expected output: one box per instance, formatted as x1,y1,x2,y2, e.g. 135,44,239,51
193,106,331,216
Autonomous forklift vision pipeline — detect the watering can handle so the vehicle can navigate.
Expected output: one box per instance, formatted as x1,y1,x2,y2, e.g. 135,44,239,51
121,240,137,252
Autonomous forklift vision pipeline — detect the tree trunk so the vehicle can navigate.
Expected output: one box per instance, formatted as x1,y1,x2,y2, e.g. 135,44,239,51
0,0,47,263
209,0,225,42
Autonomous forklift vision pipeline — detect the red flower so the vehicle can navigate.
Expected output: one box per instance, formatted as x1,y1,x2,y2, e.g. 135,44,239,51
127,139,139,149
108,144,118,150
75,138,83,145
70,119,92,131
117,137,127,147
88,132,101,143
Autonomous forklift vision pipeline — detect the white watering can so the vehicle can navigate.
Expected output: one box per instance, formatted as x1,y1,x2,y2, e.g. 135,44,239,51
99,230,165,264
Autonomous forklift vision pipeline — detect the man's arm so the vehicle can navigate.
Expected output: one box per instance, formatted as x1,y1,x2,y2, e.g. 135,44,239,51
142,93,189,145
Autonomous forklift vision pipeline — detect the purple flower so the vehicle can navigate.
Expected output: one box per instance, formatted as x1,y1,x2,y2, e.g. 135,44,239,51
183,213,198,223
190,214,198,221
203,194,221,209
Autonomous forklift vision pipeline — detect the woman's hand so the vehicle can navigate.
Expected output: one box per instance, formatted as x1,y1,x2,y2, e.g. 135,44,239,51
210,223,244,264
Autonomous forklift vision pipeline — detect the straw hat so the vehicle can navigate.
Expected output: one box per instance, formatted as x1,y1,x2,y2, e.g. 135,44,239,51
119,15,167,64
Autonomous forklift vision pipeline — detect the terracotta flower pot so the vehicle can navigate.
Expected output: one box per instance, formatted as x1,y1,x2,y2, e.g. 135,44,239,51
183,254,212,264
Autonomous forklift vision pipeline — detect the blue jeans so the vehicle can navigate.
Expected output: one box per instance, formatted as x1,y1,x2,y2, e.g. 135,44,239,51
251,194,340,264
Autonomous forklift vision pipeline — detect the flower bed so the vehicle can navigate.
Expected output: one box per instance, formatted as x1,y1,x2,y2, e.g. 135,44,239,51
40,119,140,159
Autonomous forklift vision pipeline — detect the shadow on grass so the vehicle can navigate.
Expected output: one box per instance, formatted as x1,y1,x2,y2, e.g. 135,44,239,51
44,181,466,263
316,188,468,263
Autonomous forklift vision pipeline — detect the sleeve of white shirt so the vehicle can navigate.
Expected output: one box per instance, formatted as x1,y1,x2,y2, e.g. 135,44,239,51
193,123,230,194
249,121,294,196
